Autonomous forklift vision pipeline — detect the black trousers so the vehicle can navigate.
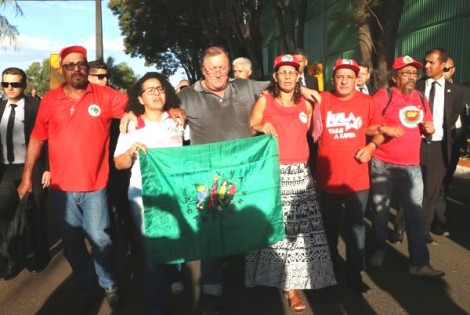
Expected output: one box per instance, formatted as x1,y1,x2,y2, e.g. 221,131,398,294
0,164,24,262
0,164,48,266
420,141,447,233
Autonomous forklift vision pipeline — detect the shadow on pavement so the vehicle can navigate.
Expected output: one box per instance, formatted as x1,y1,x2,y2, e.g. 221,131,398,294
445,176,470,250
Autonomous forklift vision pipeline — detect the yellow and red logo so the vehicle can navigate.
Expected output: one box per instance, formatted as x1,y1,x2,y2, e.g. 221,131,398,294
399,105,423,128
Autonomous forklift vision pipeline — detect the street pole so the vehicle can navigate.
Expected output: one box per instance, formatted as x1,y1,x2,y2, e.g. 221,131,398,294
96,0,103,60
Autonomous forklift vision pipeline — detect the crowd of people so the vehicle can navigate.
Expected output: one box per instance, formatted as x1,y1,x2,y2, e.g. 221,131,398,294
0,44,468,315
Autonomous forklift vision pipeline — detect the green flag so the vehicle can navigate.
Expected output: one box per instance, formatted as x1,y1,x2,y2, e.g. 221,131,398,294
140,135,284,263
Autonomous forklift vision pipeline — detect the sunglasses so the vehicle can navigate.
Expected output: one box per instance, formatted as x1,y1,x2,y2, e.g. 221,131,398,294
89,74,109,80
61,61,88,71
1,82,24,88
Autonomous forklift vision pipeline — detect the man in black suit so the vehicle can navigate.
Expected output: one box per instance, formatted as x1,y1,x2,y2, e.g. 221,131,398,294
0,67,49,280
356,63,378,96
292,48,319,91
418,48,466,244
442,57,469,191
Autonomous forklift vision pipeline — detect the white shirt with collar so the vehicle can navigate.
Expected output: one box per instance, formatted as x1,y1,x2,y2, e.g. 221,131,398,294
0,98,26,164
299,73,306,86
425,76,446,141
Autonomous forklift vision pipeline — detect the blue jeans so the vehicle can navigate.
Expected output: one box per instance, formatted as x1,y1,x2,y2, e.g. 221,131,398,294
50,189,116,290
320,189,368,283
129,186,181,315
370,159,429,266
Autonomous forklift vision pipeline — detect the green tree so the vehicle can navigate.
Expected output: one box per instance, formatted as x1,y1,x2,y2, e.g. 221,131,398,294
105,56,138,91
25,58,50,96
25,57,138,96
0,0,22,48
109,0,268,80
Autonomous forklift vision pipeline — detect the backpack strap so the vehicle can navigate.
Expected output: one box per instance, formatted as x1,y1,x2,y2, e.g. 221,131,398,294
415,90,427,108
382,88,393,116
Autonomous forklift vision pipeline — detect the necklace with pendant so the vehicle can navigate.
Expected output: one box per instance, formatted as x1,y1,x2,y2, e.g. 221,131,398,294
64,86,76,115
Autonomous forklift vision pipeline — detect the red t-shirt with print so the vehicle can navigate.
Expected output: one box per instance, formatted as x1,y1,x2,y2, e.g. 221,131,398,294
316,91,382,194
372,87,433,165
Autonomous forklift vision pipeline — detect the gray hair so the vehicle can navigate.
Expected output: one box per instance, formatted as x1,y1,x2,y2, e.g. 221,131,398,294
232,57,252,70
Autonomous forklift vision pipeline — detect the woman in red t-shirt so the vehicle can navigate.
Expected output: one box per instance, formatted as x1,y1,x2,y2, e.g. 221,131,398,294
244,54,336,314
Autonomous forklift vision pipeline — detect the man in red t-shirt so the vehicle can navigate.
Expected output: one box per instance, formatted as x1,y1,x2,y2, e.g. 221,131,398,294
368,56,445,278
17,45,128,311
316,59,382,293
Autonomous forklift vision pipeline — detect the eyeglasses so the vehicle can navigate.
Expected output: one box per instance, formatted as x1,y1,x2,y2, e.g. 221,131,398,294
89,74,108,80
398,71,419,77
1,82,24,88
61,61,88,71
141,86,165,95
203,66,229,76
276,70,298,77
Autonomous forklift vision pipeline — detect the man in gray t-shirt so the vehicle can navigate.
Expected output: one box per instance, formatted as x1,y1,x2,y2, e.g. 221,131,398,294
178,46,268,315
178,76,268,145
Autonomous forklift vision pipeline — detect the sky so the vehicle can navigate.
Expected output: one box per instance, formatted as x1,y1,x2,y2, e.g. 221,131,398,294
0,0,186,85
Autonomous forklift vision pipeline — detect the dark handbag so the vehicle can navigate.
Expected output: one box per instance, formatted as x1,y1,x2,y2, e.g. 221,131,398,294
6,192,50,270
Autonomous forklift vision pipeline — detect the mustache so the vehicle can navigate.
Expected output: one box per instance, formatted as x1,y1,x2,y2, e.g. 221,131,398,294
71,72,85,78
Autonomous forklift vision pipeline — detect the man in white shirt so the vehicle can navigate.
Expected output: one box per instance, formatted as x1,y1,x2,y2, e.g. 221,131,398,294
0,67,50,280
292,48,319,90
356,63,377,95
418,48,466,244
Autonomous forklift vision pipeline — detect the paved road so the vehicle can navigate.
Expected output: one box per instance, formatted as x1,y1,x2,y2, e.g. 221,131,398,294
0,170,469,315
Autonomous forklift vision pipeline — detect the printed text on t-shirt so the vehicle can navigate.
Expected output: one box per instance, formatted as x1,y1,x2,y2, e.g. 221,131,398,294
326,111,363,139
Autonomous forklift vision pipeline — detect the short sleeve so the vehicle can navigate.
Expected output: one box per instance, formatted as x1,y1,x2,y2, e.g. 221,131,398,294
114,122,137,157
109,88,128,119
368,97,383,126
249,80,270,97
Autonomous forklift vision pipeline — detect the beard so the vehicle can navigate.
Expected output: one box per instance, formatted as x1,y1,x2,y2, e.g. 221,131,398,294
70,73,88,89
402,81,416,95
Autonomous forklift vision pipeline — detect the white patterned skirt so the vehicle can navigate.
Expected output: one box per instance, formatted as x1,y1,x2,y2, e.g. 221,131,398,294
245,162,336,290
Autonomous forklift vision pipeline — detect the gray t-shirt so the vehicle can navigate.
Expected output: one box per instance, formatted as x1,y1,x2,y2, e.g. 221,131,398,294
178,78,269,145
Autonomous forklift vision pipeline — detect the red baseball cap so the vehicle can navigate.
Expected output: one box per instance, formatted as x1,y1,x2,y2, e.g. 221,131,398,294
392,55,422,70
59,45,87,62
333,59,360,74
273,54,300,70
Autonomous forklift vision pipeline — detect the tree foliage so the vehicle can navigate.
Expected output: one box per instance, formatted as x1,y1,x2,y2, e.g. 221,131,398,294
0,0,22,48
24,57,138,96
109,0,268,80
105,56,138,92
109,0,402,86
25,58,50,96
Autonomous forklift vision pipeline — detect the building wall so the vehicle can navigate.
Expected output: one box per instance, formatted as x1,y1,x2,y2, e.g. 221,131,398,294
261,0,470,86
